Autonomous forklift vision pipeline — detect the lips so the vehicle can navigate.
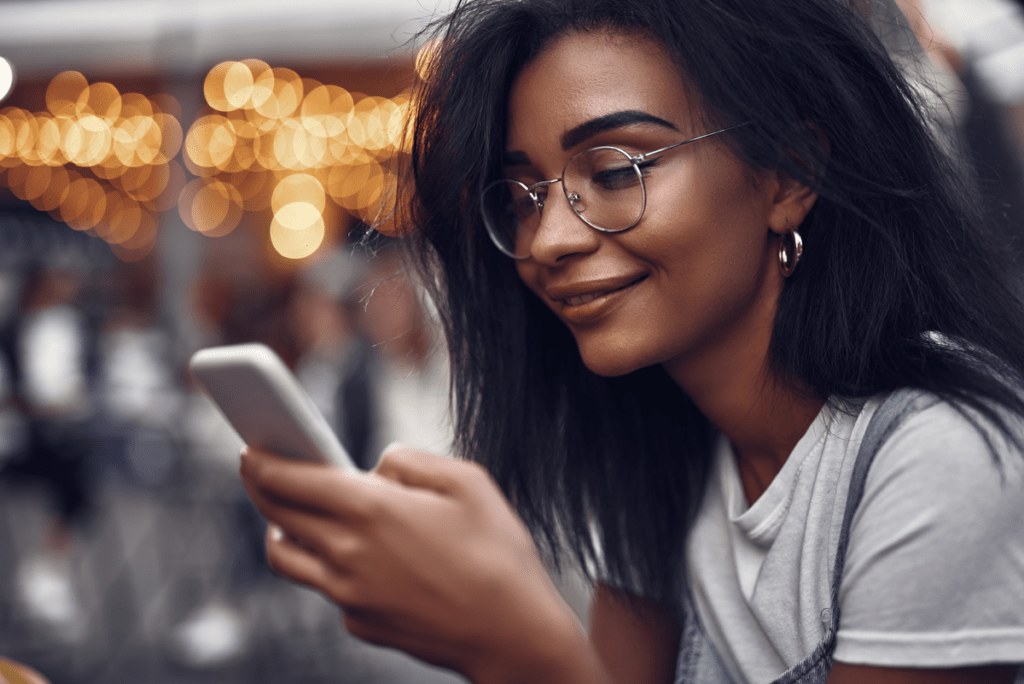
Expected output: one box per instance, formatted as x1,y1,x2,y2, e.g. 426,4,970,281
561,277,645,306
545,274,648,323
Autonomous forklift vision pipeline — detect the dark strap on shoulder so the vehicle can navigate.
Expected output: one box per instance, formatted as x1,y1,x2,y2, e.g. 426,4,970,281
765,390,938,684
825,389,939,634
678,390,940,684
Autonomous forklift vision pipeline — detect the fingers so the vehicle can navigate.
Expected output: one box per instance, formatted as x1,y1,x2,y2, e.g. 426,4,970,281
0,657,52,684
375,444,490,495
241,447,395,519
244,477,342,553
264,523,361,607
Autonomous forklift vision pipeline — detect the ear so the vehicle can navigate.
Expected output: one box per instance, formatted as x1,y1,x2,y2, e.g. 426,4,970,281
766,171,819,236
766,122,828,235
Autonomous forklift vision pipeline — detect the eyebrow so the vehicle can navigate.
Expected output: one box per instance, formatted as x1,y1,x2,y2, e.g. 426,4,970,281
560,110,678,151
502,110,679,167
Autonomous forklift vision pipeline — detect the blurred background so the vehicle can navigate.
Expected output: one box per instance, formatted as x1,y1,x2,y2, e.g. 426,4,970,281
0,1,470,682
0,0,1023,682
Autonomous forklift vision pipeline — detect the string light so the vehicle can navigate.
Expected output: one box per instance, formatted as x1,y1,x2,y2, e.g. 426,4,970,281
179,59,413,259
0,60,414,262
0,71,183,260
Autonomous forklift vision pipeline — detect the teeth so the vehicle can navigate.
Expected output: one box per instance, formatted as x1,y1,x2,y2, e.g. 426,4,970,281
565,292,602,306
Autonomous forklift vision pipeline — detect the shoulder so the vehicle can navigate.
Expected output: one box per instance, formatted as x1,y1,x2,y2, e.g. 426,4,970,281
853,392,1024,539
862,393,1024,498
836,392,1024,667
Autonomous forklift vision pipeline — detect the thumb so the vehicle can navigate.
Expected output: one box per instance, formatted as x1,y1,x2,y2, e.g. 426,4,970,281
374,443,464,494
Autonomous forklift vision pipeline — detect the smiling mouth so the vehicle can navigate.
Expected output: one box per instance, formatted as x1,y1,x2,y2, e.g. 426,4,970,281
561,275,647,307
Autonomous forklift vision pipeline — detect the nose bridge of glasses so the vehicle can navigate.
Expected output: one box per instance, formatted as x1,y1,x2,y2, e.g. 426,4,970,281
528,177,562,209
531,177,588,216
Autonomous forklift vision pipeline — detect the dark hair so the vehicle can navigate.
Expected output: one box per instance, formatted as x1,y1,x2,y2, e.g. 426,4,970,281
397,0,1024,604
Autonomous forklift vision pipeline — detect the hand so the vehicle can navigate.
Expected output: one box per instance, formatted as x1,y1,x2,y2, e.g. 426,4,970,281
0,656,51,684
239,445,591,684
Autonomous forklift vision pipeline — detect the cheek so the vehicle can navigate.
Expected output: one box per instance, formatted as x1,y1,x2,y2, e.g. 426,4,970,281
640,156,772,274
514,261,544,302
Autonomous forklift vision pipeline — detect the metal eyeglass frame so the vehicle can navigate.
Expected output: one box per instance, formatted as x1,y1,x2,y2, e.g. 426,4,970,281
481,122,751,259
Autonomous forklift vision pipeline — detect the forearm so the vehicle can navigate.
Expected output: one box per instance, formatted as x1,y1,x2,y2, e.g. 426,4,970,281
468,614,615,684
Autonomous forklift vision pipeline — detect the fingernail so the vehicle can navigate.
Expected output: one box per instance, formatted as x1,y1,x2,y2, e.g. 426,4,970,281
269,524,284,542
381,441,407,455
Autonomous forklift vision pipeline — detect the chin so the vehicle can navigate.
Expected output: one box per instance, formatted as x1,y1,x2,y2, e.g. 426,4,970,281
576,341,654,378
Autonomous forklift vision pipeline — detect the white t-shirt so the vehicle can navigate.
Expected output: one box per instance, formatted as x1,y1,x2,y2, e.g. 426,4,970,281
686,395,1024,684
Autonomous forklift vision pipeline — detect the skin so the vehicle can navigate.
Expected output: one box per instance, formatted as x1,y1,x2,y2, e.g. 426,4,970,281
0,657,51,684
240,29,1019,684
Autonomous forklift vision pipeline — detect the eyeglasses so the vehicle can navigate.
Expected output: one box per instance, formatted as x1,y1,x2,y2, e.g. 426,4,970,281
480,123,748,259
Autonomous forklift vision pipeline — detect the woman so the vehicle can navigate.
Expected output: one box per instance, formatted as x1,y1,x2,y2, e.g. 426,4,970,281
239,0,1024,682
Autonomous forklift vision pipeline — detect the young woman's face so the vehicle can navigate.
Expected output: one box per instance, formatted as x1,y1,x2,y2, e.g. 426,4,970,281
508,31,789,382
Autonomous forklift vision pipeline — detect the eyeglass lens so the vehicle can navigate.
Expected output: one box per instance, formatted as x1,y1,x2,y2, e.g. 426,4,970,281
481,146,645,259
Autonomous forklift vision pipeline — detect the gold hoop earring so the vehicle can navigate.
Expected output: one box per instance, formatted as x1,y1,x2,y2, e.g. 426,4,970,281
778,228,803,278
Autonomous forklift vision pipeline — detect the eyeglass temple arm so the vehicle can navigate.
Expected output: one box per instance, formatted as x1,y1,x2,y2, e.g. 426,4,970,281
633,122,751,162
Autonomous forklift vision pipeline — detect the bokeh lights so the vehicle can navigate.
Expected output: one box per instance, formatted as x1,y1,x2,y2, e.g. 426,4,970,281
0,56,417,263
0,71,182,261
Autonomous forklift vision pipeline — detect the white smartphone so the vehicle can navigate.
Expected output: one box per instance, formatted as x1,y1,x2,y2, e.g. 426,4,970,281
188,342,357,471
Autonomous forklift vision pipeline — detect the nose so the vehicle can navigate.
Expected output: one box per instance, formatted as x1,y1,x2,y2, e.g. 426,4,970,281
525,187,600,265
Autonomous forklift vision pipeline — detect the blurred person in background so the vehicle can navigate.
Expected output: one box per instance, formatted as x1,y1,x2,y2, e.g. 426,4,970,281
353,238,453,460
896,0,1024,269
0,263,99,643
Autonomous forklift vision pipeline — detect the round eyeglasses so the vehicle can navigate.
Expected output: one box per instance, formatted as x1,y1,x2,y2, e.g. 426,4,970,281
480,124,748,259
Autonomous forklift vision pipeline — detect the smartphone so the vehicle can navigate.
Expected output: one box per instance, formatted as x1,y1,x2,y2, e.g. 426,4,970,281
188,342,357,471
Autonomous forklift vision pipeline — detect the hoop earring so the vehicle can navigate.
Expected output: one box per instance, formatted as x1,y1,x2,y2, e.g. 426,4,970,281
778,227,803,278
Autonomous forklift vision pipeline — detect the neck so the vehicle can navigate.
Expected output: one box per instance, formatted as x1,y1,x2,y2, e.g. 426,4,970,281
663,304,824,504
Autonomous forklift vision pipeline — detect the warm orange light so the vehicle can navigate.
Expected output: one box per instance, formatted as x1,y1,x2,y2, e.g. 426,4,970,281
185,114,236,170
35,115,64,165
63,115,112,167
337,159,381,209
113,207,158,260
231,169,272,210
46,71,89,119
271,173,325,213
242,59,273,110
6,163,29,199
270,201,324,259
300,85,332,119
62,177,106,230
22,163,52,202
13,112,41,165
33,165,70,212
119,93,155,120
179,177,242,237
119,162,171,203
153,112,183,164
78,82,122,122
206,61,238,112
415,40,441,82
0,62,417,262
254,68,302,120
148,158,186,212
0,115,15,160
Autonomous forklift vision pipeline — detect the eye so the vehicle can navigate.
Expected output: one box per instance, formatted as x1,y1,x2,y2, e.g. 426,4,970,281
635,155,662,175
510,193,538,220
570,147,649,193
591,165,641,190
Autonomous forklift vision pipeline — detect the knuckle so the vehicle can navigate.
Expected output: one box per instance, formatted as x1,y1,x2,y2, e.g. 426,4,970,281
324,535,360,566
462,460,494,488
324,581,354,608
349,491,386,522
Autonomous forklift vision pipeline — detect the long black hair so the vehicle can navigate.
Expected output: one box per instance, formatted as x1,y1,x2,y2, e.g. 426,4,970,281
396,0,1024,604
